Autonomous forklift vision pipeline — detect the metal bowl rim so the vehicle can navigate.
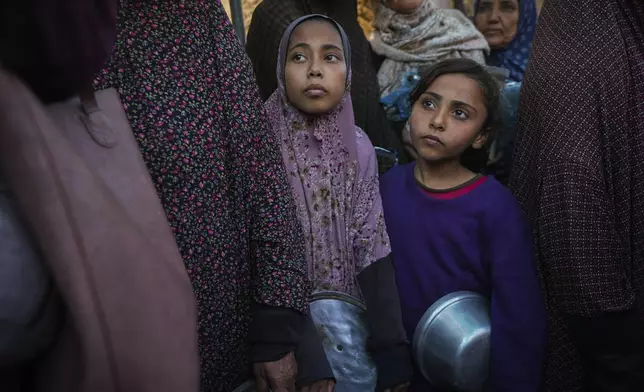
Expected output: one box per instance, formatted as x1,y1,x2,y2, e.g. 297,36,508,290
412,291,490,384
310,290,366,311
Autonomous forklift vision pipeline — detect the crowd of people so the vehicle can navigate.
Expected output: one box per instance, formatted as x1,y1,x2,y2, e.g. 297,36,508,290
1,0,643,392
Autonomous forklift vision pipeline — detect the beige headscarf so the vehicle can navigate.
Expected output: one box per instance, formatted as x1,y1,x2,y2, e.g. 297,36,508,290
371,0,489,97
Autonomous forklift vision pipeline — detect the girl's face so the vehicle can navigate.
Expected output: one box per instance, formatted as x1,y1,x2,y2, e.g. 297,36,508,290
409,73,488,165
475,0,520,50
284,19,347,115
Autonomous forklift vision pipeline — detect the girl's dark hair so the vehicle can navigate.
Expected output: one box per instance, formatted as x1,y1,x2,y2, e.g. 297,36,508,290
409,59,501,173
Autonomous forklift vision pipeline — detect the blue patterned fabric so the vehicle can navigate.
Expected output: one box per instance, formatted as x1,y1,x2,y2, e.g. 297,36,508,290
475,0,537,82
380,69,422,122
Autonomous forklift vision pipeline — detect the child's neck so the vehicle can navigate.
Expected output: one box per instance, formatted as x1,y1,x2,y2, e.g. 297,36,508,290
415,159,477,190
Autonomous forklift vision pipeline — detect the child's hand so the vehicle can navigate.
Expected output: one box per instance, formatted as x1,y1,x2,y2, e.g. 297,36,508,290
300,379,335,392
385,383,410,392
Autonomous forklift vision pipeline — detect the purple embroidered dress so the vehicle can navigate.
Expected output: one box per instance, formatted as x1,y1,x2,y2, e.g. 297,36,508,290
264,15,413,390
265,15,390,297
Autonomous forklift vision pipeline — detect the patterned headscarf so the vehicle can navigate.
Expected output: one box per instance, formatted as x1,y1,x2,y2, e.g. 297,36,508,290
245,0,406,162
265,14,391,296
475,0,537,82
271,14,357,161
372,0,489,98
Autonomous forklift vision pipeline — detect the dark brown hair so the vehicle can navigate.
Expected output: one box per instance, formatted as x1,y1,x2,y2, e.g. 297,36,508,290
409,59,501,172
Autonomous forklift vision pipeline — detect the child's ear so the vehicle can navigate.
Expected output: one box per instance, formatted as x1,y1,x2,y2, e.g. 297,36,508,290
471,126,492,150
472,126,492,150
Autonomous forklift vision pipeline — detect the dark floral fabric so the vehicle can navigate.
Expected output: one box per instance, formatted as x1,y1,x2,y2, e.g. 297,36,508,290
95,1,310,390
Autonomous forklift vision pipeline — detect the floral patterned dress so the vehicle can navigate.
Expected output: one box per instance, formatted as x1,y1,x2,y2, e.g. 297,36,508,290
264,15,392,297
95,1,309,390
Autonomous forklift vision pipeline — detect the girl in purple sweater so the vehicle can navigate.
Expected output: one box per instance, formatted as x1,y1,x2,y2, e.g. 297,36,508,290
380,59,546,392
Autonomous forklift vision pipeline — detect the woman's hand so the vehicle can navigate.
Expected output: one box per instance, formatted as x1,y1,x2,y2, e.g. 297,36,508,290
385,382,410,392
254,352,298,392
300,379,335,392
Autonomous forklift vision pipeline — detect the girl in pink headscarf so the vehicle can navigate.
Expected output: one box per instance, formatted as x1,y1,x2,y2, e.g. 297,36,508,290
265,14,412,392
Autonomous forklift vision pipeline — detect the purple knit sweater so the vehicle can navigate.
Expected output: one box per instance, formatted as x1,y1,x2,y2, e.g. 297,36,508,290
380,163,546,392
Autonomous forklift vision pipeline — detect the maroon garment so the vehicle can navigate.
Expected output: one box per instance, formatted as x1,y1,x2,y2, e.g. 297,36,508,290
0,1,117,102
419,175,488,200
509,1,644,391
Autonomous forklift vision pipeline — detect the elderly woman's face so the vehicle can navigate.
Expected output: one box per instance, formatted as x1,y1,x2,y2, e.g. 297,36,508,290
382,0,424,14
474,0,520,50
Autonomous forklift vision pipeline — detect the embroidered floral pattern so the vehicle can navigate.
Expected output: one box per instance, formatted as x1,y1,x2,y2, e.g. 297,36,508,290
265,15,391,297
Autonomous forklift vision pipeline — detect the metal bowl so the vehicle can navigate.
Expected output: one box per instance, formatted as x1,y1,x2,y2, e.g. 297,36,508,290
309,291,377,391
232,291,376,392
413,291,491,392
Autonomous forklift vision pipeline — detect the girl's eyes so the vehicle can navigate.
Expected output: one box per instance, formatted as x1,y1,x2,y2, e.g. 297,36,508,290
422,100,436,109
453,109,469,120
325,54,341,62
291,53,342,62
422,100,469,120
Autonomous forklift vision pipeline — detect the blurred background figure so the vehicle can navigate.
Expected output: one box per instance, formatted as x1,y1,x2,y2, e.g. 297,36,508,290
371,0,488,134
473,0,537,82
371,0,488,100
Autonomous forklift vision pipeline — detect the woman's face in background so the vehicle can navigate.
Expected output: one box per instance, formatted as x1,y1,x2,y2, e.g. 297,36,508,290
284,19,347,115
475,0,520,50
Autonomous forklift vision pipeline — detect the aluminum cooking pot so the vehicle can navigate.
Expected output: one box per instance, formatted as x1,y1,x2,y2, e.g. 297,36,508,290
309,290,376,391
232,291,376,392
413,291,491,392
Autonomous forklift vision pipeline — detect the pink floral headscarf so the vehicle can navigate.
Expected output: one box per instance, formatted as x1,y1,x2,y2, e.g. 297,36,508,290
265,15,391,296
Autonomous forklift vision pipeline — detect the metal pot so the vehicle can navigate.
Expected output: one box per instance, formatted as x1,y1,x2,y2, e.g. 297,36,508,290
232,291,376,392
309,291,377,391
413,291,491,392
